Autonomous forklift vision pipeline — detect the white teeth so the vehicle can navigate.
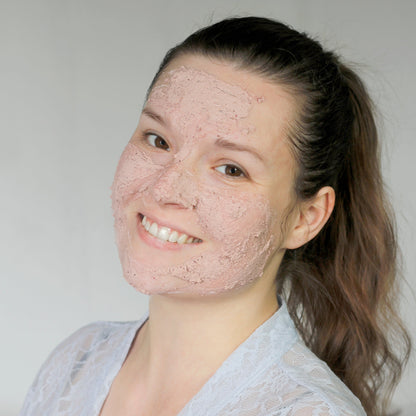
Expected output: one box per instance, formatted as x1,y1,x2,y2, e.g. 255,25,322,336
168,231,179,243
149,222,158,237
157,226,171,241
141,215,200,245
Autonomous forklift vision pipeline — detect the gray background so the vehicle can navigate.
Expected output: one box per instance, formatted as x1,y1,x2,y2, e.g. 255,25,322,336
1,0,415,414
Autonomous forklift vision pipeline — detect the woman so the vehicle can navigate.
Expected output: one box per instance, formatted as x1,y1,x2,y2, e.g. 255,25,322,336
21,16,411,416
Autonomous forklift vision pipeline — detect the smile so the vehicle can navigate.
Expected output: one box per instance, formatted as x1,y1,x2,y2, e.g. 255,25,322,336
140,215,202,244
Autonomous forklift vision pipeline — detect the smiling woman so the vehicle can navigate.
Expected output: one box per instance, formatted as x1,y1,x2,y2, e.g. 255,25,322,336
20,16,410,416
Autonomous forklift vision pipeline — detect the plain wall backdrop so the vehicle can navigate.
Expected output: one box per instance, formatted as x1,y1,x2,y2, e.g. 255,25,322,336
1,0,415,414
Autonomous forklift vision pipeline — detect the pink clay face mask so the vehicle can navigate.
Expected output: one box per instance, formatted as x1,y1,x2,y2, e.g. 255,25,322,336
111,66,284,296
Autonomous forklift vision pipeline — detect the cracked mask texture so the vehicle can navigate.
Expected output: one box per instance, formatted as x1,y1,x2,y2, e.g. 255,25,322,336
111,67,280,295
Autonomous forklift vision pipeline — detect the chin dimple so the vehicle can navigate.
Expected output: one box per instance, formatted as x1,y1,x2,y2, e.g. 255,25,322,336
141,215,202,244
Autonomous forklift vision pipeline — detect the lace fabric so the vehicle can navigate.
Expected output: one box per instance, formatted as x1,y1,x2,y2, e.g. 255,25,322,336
20,302,366,416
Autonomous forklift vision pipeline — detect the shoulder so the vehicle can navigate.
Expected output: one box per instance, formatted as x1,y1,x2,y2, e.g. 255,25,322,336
37,320,138,370
56,320,138,351
275,340,366,416
20,320,142,416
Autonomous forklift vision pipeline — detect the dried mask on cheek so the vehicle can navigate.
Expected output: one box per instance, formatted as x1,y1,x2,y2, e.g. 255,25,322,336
111,143,162,253
111,67,280,295
167,184,279,294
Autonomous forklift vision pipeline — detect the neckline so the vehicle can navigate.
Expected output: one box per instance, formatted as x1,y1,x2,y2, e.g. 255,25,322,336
99,299,298,416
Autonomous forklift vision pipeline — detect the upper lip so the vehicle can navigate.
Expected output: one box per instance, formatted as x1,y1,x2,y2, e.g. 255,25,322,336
139,212,202,240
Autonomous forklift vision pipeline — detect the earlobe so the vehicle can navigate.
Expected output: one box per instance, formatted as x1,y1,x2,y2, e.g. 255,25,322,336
284,186,335,250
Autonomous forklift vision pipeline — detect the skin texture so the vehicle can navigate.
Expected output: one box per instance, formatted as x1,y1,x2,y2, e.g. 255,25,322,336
111,61,298,296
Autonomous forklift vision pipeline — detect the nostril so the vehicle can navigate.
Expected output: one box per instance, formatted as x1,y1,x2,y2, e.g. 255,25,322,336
151,168,198,210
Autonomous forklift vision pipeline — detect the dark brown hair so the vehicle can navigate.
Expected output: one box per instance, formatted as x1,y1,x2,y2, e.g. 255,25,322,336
148,16,411,416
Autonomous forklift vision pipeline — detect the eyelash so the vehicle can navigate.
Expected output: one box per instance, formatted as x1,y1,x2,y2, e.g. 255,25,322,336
142,132,248,179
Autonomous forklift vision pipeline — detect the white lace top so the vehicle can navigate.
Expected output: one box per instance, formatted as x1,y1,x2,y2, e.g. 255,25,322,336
20,301,366,416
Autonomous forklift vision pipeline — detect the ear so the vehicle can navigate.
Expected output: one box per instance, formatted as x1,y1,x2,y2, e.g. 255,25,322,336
284,186,335,250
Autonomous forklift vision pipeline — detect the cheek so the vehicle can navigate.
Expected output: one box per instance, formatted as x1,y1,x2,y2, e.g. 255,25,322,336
183,186,279,291
197,186,274,246
111,142,161,210
111,143,162,247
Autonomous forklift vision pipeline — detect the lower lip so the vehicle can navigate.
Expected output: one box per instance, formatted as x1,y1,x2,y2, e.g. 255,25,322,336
136,215,200,251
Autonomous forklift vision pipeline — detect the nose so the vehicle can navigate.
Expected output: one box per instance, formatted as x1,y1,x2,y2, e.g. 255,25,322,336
150,162,198,209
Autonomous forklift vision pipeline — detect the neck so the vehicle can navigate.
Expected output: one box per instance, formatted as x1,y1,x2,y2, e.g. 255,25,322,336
134,278,279,383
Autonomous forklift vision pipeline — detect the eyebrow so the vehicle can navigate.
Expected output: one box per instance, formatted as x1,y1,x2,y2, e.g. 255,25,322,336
142,107,168,127
141,107,265,164
215,138,265,163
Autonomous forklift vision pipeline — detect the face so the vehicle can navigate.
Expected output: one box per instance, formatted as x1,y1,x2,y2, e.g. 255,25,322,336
111,54,298,296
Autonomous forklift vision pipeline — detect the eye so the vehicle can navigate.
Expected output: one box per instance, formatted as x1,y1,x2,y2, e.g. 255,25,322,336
215,164,246,178
146,133,170,151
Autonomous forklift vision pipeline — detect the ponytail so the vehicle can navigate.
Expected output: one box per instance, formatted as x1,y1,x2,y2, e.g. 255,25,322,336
277,63,411,416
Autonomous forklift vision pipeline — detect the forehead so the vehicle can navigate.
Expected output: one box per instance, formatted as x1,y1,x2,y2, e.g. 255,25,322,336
146,55,296,161
147,66,255,138
149,64,254,113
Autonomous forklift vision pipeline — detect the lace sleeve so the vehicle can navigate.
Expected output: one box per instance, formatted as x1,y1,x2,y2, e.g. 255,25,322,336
20,319,141,416
19,322,108,416
282,395,361,416
278,343,366,416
